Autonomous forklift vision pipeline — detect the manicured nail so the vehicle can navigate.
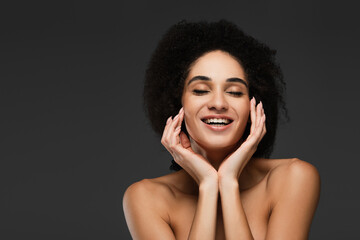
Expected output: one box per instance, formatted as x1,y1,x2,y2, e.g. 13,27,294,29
166,117,171,124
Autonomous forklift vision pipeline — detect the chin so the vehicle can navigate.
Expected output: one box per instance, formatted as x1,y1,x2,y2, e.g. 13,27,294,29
192,134,242,151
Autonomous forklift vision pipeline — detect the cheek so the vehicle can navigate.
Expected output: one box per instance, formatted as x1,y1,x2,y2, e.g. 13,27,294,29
235,104,251,130
235,102,250,117
183,111,194,131
182,110,199,139
182,98,201,123
244,108,250,119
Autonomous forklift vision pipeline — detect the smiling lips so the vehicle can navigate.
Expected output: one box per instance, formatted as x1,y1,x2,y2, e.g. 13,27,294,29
201,115,234,131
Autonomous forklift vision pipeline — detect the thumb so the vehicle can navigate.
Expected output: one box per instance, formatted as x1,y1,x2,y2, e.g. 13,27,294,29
180,132,191,149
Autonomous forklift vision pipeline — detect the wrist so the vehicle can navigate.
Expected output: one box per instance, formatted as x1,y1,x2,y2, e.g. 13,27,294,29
199,177,219,193
218,176,239,192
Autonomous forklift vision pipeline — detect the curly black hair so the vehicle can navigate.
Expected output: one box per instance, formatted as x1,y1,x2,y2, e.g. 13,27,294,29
144,19,289,171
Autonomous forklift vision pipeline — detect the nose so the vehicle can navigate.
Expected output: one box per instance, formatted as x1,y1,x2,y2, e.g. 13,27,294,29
207,90,229,111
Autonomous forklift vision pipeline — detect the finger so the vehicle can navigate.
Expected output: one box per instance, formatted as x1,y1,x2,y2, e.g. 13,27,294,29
167,118,179,147
250,100,261,137
161,116,174,154
246,107,265,144
252,114,266,145
174,108,184,143
259,106,266,138
250,97,256,134
260,116,267,140
171,112,181,130
173,108,184,141
255,115,267,145
177,107,184,129
169,109,183,147
164,115,179,152
255,101,263,129
161,116,172,144
163,116,172,135
171,126,182,147
165,113,179,141
164,116,175,136
172,107,184,137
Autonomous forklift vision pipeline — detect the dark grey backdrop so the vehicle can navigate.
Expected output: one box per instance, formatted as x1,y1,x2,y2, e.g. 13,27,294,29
1,0,359,239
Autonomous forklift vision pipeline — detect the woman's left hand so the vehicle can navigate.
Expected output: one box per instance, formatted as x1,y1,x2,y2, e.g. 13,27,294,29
217,97,267,182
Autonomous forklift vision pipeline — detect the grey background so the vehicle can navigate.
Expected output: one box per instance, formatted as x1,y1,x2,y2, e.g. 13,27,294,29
1,0,359,239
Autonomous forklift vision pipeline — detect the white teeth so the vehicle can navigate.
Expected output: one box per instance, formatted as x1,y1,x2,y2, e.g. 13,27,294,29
204,118,230,124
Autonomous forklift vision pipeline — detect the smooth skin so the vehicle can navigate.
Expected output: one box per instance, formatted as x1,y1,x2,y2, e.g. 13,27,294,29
123,51,320,240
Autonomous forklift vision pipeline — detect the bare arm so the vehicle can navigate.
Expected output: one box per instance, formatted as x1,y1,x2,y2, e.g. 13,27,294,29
219,159,320,240
217,98,266,239
162,108,219,239
218,98,320,239
219,179,254,240
123,108,220,239
188,180,219,240
265,159,321,240
123,180,176,240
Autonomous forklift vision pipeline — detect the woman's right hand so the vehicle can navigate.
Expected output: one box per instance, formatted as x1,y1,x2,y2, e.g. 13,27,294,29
161,107,218,186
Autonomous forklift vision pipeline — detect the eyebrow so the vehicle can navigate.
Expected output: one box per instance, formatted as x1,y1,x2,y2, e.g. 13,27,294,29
187,75,248,88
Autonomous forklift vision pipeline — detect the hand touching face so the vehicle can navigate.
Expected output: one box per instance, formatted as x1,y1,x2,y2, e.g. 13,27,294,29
161,97,266,184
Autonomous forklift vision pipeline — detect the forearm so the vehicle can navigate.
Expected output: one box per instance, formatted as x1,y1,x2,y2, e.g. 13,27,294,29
219,178,254,240
188,180,219,240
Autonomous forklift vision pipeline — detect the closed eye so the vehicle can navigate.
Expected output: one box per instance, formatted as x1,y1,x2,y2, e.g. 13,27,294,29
193,90,209,95
227,91,243,96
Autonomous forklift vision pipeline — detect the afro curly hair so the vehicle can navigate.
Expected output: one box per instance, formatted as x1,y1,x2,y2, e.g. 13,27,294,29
143,19,289,171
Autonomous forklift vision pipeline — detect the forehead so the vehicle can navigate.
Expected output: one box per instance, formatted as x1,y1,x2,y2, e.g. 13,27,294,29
186,50,247,83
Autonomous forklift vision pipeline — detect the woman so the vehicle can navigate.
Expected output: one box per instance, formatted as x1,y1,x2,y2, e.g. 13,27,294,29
123,20,320,240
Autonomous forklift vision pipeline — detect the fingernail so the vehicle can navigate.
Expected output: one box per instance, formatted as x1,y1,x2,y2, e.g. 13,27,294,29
174,114,179,119
179,107,183,113
166,117,171,124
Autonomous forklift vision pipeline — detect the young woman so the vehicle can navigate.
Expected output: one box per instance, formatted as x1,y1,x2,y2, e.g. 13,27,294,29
123,20,320,240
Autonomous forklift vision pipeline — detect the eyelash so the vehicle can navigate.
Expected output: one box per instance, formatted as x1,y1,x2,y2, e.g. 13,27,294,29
192,90,243,96
193,90,209,95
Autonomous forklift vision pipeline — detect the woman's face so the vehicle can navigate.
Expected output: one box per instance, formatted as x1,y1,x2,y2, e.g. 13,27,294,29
181,50,250,150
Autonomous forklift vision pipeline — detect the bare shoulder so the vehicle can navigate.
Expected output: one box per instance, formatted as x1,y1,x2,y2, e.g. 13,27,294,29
266,158,321,206
123,173,179,218
124,174,175,204
124,176,176,198
260,158,321,238
266,158,320,185
123,174,180,239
